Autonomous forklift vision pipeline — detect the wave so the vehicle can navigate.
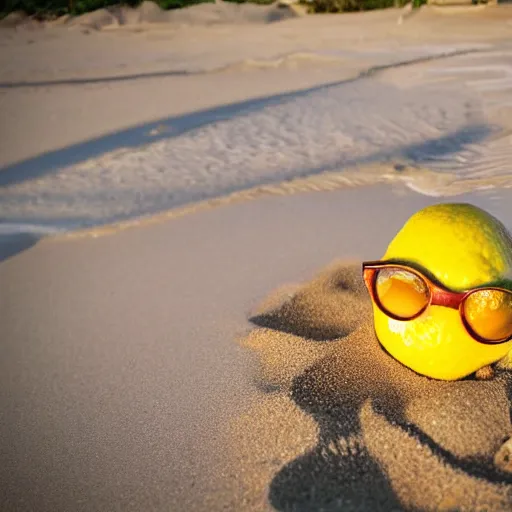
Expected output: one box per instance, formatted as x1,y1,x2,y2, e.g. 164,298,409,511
1,43,511,237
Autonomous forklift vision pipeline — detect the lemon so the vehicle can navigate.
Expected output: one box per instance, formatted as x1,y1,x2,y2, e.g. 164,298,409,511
373,203,512,380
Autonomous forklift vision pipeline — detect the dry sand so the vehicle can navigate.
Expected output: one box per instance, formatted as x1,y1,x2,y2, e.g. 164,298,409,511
2,183,512,511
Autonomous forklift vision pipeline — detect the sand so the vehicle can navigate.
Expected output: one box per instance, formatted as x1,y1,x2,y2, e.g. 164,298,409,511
2,3,512,510
2,184,512,511
237,262,512,511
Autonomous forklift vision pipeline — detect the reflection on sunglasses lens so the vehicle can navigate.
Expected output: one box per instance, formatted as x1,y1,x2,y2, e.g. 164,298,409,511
463,289,512,342
375,268,429,320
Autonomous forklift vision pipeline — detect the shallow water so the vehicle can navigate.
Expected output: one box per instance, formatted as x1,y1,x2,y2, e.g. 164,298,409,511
1,43,511,234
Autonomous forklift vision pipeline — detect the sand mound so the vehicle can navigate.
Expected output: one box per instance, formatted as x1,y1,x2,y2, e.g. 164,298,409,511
0,10,43,30
0,1,297,30
166,1,297,25
67,2,172,28
0,11,27,27
138,0,169,22
234,263,512,511
55,1,296,30
68,8,120,30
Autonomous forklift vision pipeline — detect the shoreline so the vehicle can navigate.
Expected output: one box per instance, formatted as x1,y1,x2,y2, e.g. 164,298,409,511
44,165,512,240
1,158,511,241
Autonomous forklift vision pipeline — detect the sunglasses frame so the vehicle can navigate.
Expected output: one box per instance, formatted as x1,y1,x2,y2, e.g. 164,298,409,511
362,260,512,345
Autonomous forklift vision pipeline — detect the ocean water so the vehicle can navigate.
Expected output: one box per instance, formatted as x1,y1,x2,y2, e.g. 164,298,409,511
1,43,511,234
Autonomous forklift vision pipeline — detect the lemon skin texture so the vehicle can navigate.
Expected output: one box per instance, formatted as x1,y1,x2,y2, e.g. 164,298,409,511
374,203,512,381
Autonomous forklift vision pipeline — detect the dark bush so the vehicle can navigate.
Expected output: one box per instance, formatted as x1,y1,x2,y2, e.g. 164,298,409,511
223,0,276,4
152,0,212,10
0,0,213,17
304,0,412,13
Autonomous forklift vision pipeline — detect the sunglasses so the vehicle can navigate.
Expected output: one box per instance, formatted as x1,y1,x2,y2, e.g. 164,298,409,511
362,261,512,345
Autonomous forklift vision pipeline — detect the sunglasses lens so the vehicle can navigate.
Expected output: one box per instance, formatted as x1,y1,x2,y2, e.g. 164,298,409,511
463,289,512,342
374,267,430,320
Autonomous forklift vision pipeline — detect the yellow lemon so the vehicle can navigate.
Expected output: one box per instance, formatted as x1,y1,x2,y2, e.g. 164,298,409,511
373,203,512,380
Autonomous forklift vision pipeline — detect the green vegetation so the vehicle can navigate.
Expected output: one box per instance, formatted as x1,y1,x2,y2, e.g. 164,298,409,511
1,0,212,18
153,0,213,10
303,0,425,12
222,0,276,4
0,0,427,19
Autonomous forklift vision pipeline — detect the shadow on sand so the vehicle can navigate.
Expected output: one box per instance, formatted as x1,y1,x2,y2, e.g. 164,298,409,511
246,264,512,511
0,234,39,263
0,77,359,187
